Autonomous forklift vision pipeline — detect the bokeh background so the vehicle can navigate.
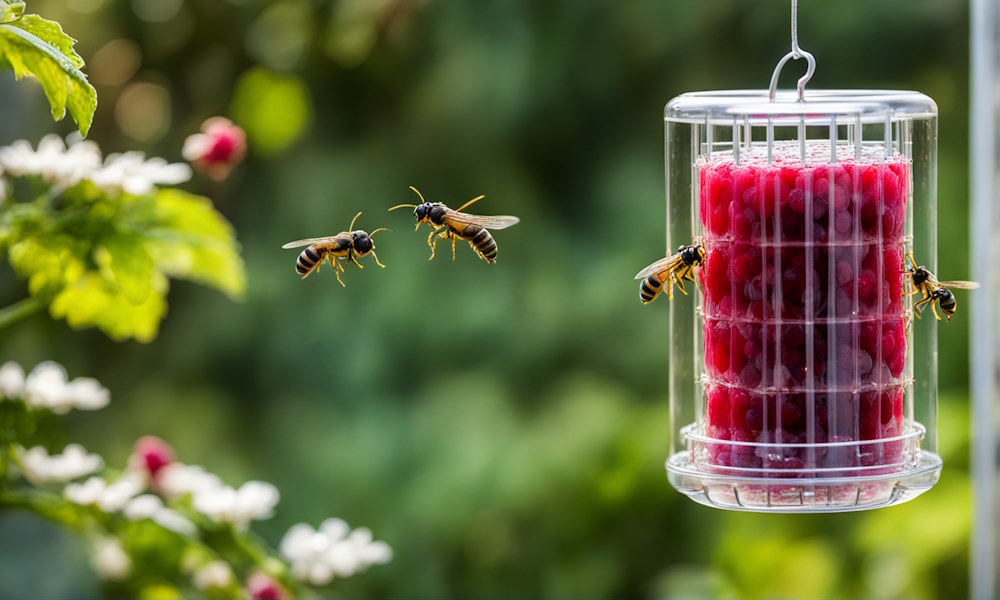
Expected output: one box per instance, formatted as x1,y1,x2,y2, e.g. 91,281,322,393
0,0,973,597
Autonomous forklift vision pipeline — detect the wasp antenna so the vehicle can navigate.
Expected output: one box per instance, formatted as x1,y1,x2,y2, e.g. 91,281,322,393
388,204,417,212
369,228,390,237
349,211,363,231
408,186,427,204
455,194,486,213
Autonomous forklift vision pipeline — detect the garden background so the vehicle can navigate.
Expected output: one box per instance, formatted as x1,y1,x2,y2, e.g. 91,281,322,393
0,0,973,597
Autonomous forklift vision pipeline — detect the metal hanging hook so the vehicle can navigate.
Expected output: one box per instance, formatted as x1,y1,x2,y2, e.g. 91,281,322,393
768,0,815,102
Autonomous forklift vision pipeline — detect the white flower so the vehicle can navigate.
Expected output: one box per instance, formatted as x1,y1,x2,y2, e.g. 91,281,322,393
122,494,197,537
349,527,393,566
23,361,69,410
92,536,131,581
19,444,103,485
158,463,223,499
122,493,163,520
0,134,102,187
192,480,279,529
0,362,25,399
193,560,233,591
280,518,391,586
22,362,109,413
65,473,142,512
90,151,191,195
152,507,197,537
64,377,110,410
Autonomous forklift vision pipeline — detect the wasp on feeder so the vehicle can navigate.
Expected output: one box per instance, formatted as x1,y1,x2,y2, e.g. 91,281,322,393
903,252,978,323
635,243,705,304
282,211,388,286
388,186,520,263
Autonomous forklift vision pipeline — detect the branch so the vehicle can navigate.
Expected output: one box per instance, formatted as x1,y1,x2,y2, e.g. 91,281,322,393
0,296,44,331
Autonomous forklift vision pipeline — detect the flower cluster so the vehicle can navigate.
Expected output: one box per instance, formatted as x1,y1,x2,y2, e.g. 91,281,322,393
280,518,393,586
19,444,103,485
0,361,109,413
156,461,280,530
0,361,391,598
0,134,192,195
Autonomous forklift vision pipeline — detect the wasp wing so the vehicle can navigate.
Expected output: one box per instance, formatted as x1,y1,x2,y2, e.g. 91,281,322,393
443,211,520,230
634,254,685,280
936,280,980,290
281,234,348,249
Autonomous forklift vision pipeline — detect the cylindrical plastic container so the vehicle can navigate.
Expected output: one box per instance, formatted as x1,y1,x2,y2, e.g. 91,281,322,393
663,90,943,512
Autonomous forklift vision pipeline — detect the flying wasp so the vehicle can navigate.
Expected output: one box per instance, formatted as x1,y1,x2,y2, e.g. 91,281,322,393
634,244,705,304
388,186,520,263
903,252,979,323
282,211,388,286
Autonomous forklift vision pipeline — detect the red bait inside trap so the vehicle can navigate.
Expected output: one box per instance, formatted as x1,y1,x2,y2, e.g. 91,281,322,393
698,145,909,476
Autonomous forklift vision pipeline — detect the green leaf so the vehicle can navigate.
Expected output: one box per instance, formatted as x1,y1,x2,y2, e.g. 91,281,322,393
50,271,168,343
97,232,154,305
7,234,86,297
12,16,85,68
0,2,24,25
0,15,96,136
143,189,246,299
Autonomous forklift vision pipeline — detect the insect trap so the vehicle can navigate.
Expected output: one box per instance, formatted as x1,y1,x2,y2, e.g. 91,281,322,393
661,1,942,512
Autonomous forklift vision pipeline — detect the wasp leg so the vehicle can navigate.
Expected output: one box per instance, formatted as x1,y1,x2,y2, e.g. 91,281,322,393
452,235,457,261
328,258,346,287
930,299,943,321
913,295,933,319
370,250,386,269
350,251,364,270
664,275,675,301
673,271,689,296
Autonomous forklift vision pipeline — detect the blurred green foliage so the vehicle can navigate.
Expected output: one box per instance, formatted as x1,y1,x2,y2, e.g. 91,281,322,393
0,0,974,598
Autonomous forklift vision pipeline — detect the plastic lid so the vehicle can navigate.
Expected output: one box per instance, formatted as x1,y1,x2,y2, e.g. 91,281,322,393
665,89,937,125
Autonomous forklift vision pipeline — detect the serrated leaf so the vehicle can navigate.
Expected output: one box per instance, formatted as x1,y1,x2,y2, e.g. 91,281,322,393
97,232,154,305
50,271,167,343
0,2,24,25
12,16,84,68
0,17,96,136
143,189,246,299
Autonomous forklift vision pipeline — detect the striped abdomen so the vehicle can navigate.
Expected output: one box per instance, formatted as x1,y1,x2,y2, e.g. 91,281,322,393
640,274,663,303
460,224,498,263
296,245,326,276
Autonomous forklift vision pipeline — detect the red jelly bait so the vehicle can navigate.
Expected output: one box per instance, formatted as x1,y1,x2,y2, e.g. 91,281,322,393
699,146,909,476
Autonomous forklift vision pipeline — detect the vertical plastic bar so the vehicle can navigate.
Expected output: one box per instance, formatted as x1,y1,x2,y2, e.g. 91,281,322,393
666,120,698,458
911,117,938,454
855,114,862,161
830,115,838,163
767,116,774,164
733,119,741,165
804,125,816,470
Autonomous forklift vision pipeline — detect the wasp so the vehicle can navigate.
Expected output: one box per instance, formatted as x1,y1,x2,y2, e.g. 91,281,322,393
634,244,705,303
281,211,388,286
388,186,519,263
903,252,978,323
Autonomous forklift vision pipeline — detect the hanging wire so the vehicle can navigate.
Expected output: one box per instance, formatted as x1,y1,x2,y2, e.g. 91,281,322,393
768,0,816,102
791,0,801,57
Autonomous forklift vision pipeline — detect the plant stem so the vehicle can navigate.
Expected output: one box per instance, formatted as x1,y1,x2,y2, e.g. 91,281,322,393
0,297,44,331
